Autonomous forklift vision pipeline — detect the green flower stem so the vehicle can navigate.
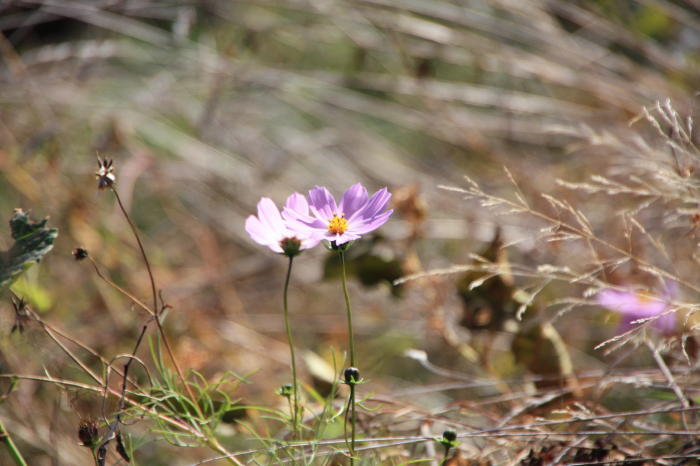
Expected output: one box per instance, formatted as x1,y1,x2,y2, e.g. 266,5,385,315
283,256,300,436
349,383,357,463
339,250,355,367
440,447,450,466
0,419,27,466
339,249,357,461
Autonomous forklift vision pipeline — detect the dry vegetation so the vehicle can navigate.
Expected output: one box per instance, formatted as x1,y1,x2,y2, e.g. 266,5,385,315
1,0,700,464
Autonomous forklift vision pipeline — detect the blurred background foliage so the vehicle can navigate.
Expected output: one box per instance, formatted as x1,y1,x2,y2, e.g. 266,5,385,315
0,0,699,464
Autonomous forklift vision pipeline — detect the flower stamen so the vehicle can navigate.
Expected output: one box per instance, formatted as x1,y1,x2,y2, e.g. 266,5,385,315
327,214,348,235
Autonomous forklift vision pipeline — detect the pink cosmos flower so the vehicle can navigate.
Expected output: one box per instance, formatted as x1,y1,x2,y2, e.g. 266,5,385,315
285,183,393,245
596,288,676,334
245,193,321,256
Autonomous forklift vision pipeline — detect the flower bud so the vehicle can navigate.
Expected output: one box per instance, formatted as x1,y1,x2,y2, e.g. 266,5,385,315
343,367,360,385
278,383,293,397
280,237,302,258
437,429,458,449
442,429,456,443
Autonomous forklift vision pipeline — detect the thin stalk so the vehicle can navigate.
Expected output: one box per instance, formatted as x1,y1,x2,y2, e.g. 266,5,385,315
100,321,151,461
32,310,132,382
0,373,202,437
0,419,27,466
111,188,200,410
440,447,450,466
9,291,109,388
87,256,154,317
349,384,357,463
119,322,150,410
647,341,691,432
110,188,158,316
110,188,242,464
339,250,355,367
282,256,300,436
339,250,357,462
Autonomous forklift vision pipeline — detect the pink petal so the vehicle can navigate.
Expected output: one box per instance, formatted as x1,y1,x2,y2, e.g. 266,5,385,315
285,214,327,233
349,210,393,234
338,183,368,218
285,192,309,215
350,187,391,221
257,198,286,236
308,186,337,221
245,215,277,246
267,242,284,253
301,236,322,249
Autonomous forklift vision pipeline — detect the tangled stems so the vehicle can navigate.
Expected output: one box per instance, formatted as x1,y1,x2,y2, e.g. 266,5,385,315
282,256,301,436
339,249,357,462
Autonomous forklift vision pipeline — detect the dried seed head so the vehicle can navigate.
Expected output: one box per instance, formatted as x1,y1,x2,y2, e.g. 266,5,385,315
72,248,88,261
78,420,99,448
95,158,115,190
10,296,30,334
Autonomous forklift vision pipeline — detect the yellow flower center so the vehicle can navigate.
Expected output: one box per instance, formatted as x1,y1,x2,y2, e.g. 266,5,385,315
327,215,348,235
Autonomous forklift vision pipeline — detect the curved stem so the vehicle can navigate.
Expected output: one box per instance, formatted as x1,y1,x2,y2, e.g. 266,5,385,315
110,188,157,316
111,188,199,409
282,256,300,437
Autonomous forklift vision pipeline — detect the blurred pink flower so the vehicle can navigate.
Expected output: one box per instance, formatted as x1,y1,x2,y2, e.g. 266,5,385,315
245,193,320,256
285,183,393,245
596,288,675,334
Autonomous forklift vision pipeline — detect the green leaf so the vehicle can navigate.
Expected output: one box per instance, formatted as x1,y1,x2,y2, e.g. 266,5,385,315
0,209,58,290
